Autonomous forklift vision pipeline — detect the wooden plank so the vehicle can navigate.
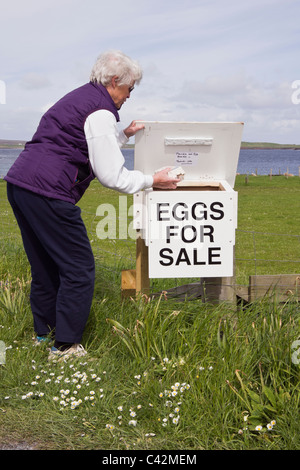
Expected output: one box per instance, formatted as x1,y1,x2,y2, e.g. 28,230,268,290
153,181,223,191
249,274,300,301
152,282,204,301
177,180,221,188
234,285,250,302
121,269,136,290
152,278,236,303
121,269,136,298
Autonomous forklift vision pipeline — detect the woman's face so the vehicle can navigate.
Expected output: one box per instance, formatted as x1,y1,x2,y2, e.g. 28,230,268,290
107,76,135,109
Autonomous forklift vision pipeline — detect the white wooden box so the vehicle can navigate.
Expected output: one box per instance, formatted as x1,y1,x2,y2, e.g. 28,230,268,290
133,121,243,278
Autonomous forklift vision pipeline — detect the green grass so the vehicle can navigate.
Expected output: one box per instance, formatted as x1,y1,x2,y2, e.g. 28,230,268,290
0,176,299,450
234,175,300,284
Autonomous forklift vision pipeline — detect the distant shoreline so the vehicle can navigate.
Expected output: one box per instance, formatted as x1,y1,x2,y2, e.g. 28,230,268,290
0,140,27,149
240,142,300,150
0,139,300,150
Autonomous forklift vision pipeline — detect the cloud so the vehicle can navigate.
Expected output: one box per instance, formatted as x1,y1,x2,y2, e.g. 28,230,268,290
19,73,52,90
41,103,55,114
172,75,293,110
1,0,300,143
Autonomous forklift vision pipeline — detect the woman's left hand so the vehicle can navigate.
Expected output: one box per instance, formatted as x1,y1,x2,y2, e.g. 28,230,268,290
123,120,145,138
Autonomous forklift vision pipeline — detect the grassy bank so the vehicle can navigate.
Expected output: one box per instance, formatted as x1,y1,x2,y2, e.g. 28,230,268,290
0,176,299,450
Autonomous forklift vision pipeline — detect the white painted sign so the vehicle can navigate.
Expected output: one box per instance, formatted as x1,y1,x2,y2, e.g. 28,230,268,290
147,191,236,278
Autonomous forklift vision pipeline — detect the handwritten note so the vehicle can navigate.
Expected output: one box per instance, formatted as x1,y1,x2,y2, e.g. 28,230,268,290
175,152,199,166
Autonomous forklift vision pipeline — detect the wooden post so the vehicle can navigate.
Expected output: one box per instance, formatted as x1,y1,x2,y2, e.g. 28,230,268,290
135,230,150,295
202,247,236,303
121,231,150,297
202,276,236,303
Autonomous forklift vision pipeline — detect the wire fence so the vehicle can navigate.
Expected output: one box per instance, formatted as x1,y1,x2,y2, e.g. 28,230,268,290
235,229,300,272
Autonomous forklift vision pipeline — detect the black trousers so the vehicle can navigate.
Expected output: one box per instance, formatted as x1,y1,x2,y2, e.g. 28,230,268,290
6,183,95,343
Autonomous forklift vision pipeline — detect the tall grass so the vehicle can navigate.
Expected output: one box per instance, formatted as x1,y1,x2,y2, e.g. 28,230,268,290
1,271,299,449
0,177,299,450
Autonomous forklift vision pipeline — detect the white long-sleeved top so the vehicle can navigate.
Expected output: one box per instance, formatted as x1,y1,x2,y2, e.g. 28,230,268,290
84,109,153,194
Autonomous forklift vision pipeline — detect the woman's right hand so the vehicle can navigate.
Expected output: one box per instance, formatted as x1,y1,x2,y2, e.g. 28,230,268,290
152,167,180,189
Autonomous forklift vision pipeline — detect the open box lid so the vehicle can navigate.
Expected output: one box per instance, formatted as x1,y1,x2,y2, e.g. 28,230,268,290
134,121,244,188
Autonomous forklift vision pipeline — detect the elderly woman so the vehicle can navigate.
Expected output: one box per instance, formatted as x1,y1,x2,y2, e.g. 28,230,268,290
5,50,179,360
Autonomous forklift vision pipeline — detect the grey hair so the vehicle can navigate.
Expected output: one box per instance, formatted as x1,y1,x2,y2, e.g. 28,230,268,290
90,50,143,86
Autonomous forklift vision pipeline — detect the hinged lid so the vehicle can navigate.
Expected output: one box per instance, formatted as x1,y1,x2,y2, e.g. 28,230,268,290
134,121,244,188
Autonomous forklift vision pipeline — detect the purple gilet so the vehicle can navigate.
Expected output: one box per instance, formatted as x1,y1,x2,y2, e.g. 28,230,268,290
5,82,120,204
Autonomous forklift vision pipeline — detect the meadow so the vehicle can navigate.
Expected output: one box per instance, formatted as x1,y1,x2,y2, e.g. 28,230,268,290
0,175,299,450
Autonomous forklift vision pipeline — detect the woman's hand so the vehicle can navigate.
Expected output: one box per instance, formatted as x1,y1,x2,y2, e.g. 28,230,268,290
123,120,145,138
123,123,180,189
152,167,180,189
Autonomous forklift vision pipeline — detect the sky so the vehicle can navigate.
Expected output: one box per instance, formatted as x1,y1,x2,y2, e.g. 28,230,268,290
1,0,300,144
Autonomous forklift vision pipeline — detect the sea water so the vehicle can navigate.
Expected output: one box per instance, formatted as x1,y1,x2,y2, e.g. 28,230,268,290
0,147,299,179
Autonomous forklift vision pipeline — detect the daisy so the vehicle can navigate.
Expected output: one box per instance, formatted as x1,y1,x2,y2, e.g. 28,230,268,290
129,420,137,426
106,424,115,430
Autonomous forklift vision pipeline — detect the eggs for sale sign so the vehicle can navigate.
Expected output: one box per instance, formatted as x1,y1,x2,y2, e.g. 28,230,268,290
147,191,236,278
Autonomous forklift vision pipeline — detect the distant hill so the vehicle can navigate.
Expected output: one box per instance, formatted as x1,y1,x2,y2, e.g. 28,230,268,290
240,142,300,149
1,139,300,150
0,139,26,148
